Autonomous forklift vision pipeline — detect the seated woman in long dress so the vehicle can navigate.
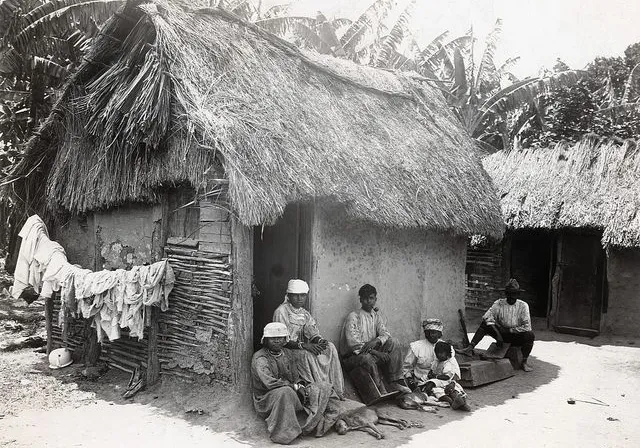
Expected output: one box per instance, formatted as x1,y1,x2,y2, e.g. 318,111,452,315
252,322,336,444
272,279,344,399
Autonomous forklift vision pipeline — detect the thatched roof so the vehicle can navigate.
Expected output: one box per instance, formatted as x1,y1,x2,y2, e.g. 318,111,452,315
7,0,503,238
484,136,640,247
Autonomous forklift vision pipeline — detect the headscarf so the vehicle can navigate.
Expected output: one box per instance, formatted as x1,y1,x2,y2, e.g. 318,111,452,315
422,318,443,332
286,279,309,294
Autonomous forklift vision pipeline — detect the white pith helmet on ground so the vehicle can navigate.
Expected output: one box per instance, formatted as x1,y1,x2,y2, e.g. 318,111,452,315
49,347,73,369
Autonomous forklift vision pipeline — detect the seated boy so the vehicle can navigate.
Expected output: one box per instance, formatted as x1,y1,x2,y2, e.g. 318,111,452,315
423,341,471,412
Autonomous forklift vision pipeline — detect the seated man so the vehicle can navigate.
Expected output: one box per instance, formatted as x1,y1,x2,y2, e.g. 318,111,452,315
251,322,336,445
339,284,410,398
460,278,535,371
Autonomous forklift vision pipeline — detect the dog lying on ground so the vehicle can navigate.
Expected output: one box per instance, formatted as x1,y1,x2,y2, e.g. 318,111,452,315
334,406,424,439
397,390,451,412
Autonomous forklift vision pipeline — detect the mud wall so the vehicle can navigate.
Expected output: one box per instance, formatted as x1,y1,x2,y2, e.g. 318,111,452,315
310,205,467,347
54,215,96,270
603,248,640,336
93,205,156,269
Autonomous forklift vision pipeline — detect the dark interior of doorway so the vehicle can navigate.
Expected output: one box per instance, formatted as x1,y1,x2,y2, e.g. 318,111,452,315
252,204,312,349
509,230,555,318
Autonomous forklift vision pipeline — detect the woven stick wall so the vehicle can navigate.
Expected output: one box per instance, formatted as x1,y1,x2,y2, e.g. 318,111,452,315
158,237,233,382
465,243,503,310
51,294,150,373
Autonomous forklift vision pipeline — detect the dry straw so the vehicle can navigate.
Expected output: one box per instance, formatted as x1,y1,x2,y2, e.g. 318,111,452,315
484,135,640,247
7,0,503,239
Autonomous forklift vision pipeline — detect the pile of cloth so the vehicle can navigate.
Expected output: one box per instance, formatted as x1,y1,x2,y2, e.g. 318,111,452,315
10,215,175,342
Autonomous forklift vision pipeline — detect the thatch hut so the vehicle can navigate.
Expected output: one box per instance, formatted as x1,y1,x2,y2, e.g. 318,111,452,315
467,136,640,337
6,0,503,385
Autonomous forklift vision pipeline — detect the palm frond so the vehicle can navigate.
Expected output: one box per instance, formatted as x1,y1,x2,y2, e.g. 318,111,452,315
0,89,29,102
340,0,396,57
421,34,472,76
475,18,502,91
622,63,640,104
331,17,352,30
31,55,68,79
451,48,467,100
14,0,124,53
416,30,449,63
373,0,415,68
499,56,520,76
0,47,23,75
315,11,345,57
0,0,23,19
254,16,316,37
261,3,290,19
471,70,584,133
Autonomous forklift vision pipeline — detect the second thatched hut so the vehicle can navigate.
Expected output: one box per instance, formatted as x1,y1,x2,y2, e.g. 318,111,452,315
466,136,640,337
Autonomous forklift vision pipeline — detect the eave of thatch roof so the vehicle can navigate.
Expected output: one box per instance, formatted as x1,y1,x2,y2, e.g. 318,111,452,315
6,0,503,239
484,136,640,247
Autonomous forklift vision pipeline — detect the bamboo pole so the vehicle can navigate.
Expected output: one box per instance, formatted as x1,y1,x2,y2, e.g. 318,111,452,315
45,296,54,354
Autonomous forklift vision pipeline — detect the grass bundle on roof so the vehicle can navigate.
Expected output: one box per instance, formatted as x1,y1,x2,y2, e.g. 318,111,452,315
484,135,640,247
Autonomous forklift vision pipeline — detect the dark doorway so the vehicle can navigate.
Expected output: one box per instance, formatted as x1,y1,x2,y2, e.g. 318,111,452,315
252,204,312,349
553,231,605,335
510,230,554,318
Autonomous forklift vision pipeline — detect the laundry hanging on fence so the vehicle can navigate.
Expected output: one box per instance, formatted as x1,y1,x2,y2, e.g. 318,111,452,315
10,215,175,342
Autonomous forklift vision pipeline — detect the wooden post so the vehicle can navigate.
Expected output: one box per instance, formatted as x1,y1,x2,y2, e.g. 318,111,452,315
45,296,54,354
146,306,160,385
230,218,253,390
147,194,169,385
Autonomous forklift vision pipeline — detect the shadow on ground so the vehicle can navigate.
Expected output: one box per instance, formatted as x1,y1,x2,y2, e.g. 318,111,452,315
27,339,562,448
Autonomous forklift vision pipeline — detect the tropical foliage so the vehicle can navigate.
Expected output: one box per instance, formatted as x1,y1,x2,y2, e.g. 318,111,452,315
519,43,640,147
418,19,583,152
0,0,123,161
250,4,582,152
253,0,419,67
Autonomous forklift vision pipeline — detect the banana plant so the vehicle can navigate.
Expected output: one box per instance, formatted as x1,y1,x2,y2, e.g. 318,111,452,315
421,19,583,152
254,0,404,62
0,0,123,148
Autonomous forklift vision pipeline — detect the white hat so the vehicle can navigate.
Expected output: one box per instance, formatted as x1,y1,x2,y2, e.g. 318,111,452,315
261,322,290,344
49,347,73,369
286,279,309,294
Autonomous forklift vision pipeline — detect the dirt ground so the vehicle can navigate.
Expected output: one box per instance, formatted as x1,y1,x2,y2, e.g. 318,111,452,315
1,288,639,447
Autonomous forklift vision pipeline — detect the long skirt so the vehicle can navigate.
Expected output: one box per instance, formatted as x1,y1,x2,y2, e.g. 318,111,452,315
293,342,345,398
253,381,338,444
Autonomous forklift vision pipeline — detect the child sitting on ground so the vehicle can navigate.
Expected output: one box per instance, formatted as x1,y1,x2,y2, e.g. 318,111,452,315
423,341,471,411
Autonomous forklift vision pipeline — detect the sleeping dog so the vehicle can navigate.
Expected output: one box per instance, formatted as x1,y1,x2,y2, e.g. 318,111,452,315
334,406,424,439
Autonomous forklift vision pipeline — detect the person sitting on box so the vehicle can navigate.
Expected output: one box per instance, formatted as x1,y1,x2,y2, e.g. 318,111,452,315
459,278,535,372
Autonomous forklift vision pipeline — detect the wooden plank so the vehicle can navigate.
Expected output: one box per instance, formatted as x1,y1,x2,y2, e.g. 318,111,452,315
230,218,252,388
146,306,160,386
166,237,199,248
457,359,514,387
45,296,54,354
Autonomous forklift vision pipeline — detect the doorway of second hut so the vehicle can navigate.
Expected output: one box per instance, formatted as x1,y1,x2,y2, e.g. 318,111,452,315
252,203,312,349
509,230,554,321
